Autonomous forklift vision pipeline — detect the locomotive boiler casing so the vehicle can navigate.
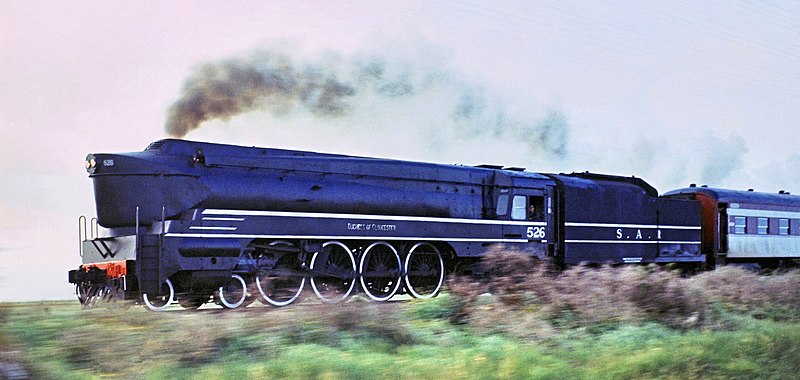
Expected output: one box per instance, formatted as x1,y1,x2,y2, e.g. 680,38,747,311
88,139,492,228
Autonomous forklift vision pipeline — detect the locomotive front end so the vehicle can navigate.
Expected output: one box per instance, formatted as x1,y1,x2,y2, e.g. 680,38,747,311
71,142,213,309
84,150,210,228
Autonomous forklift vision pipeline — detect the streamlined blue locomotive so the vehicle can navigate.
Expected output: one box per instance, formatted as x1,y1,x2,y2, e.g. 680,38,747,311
68,139,794,310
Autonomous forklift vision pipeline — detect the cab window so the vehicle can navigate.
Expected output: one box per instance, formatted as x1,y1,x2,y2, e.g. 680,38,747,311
496,194,509,216
528,196,544,220
511,195,526,220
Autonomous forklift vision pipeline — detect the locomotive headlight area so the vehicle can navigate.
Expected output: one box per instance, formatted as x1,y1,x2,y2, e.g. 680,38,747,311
84,155,97,174
70,139,800,311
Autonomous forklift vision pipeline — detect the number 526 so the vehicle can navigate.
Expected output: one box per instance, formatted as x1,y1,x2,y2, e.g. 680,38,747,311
527,226,545,239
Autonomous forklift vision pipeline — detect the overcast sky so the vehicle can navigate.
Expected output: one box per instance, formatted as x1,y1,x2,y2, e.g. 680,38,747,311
1,1,799,301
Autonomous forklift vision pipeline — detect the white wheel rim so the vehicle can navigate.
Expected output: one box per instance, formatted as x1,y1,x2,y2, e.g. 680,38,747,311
143,278,175,311
359,242,402,301
256,241,305,306
257,275,305,306
310,241,356,303
404,243,444,299
219,274,248,309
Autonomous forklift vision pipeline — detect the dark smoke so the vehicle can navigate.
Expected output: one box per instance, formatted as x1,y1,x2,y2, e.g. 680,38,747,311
165,49,571,159
166,53,358,137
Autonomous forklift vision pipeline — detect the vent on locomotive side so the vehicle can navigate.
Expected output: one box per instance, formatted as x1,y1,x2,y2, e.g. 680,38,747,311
146,140,167,151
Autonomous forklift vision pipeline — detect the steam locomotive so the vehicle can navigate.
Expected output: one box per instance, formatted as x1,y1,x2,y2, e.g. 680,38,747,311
69,139,800,310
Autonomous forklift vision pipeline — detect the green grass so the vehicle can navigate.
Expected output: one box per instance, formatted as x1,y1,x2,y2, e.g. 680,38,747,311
2,296,800,380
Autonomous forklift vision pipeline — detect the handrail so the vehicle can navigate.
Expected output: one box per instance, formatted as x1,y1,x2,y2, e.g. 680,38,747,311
135,206,140,258
78,215,87,257
91,217,98,240
160,206,165,255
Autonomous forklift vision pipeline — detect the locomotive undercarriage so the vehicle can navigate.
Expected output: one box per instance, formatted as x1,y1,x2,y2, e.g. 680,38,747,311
74,237,448,311
75,276,130,309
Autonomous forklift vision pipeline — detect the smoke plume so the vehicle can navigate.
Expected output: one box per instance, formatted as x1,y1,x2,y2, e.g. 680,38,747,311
165,49,570,161
165,47,753,193
166,53,357,137
700,133,747,185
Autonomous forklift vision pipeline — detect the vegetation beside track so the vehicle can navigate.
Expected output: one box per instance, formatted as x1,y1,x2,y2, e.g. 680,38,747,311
2,253,800,379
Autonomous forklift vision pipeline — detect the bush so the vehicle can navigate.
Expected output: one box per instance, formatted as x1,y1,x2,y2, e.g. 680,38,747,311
447,247,710,331
690,266,800,320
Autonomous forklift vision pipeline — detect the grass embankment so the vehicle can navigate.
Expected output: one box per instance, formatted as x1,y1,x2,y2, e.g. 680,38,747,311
2,252,800,379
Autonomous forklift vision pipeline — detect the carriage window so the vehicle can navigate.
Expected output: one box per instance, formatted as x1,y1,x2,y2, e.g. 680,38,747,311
511,195,527,220
757,218,769,235
496,194,509,216
733,217,746,234
779,218,790,235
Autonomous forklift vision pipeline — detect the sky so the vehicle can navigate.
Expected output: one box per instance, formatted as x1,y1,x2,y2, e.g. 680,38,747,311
1,1,799,301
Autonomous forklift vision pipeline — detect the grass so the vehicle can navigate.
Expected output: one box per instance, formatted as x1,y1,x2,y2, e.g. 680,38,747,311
1,299,800,379
2,253,800,379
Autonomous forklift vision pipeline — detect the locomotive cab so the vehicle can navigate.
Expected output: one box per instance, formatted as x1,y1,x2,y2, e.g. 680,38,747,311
492,174,557,260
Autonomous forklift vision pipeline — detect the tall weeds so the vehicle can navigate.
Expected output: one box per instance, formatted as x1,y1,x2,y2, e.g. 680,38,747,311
445,246,800,337
690,266,800,320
